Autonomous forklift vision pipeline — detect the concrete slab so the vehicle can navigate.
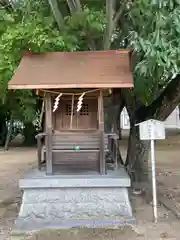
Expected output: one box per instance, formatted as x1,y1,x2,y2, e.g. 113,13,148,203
12,218,136,234
12,166,134,233
20,167,131,188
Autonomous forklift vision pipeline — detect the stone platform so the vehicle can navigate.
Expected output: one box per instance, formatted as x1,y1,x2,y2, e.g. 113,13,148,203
13,167,135,233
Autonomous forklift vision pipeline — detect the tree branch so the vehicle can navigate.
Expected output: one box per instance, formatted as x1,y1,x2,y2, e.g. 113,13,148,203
103,0,127,50
66,0,76,13
66,0,95,50
66,0,81,13
113,0,126,27
0,0,15,11
121,89,143,122
74,0,81,11
136,74,180,122
103,0,115,50
48,0,64,29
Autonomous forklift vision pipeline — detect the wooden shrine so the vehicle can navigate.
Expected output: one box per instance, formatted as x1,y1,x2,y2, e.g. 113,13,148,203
8,50,135,233
8,50,133,176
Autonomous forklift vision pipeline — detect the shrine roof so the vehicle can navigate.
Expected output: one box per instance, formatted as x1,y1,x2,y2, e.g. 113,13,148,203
8,50,133,89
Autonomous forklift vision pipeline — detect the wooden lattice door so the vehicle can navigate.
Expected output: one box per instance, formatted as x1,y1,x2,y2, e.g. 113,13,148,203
55,99,98,130
77,100,98,129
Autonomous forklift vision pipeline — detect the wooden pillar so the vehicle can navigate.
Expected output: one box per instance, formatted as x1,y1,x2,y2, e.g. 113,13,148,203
98,90,106,175
45,93,53,175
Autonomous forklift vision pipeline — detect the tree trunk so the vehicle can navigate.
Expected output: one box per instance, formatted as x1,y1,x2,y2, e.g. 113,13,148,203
136,74,180,122
118,118,122,140
23,122,37,146
118,73,180,191
120,90,150,184
4,116,13,151
0,119,7,146
116,107,122,140
0,108,7,146
117,144,124,165
125,123,149,185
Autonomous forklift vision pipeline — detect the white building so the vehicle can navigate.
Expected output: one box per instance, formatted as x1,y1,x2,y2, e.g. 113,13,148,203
120,107,180,130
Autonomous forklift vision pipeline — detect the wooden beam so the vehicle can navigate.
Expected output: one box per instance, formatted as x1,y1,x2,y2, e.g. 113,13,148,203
113,137,118,170
45,93,53,175
8,83,133,90
37,137,42,170
35,132,47,170
98,90,106,175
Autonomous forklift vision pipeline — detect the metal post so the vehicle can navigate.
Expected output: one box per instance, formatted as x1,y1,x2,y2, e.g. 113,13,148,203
151,139,158,222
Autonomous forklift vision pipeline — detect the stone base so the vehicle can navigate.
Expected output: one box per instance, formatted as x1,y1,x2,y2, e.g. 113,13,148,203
13,168,135,232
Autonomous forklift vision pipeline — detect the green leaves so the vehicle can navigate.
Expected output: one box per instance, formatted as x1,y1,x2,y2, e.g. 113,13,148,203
65,6,105,39
0,1,88,122
0,0,180,121
127,0,180,103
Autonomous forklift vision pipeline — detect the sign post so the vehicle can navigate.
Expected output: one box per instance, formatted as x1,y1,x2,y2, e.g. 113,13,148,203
136,119,165,223
150,137,157,222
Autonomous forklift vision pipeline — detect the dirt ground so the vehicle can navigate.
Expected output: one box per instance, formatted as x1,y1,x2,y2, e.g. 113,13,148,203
1,131,180,239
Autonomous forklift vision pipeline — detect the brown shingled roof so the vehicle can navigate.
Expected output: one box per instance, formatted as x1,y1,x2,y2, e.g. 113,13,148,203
8,50,133,89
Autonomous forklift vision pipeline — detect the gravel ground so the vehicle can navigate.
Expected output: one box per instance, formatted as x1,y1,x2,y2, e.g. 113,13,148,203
0,131,180,239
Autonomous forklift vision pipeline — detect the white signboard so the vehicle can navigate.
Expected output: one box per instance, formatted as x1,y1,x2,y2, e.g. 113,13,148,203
137,119,165,140
136,119,166,223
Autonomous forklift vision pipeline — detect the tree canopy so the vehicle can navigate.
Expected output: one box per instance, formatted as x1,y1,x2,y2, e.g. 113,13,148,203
128,0,180,104
1,0,179,121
